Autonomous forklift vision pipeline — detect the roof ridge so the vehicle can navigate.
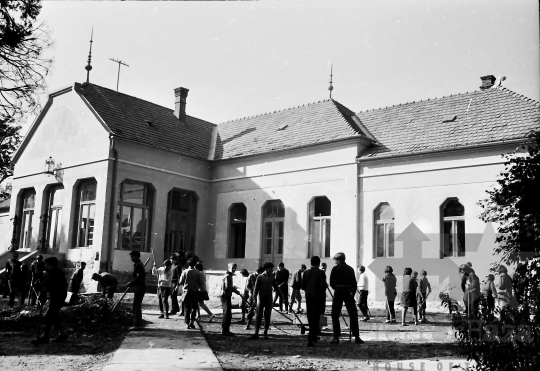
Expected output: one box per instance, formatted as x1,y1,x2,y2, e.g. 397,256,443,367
83,82,216,126
355,89,492,113
329,99,362,135
494,85,540,107
218,98,333,125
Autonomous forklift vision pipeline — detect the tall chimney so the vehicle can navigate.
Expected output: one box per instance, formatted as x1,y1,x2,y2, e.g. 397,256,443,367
480,75,496,90
174,87,189,122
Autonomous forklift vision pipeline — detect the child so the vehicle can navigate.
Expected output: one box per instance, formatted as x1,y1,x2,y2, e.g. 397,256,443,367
417,270,431,323
152,259,173,319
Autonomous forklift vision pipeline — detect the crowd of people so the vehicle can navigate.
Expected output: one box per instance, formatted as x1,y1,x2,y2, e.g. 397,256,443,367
1,250,524,347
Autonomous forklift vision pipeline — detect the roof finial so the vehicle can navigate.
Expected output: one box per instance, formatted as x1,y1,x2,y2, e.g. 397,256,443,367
85,27,94,84
328,64,334,99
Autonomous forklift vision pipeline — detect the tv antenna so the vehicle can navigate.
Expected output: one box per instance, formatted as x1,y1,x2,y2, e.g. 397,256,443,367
109,58,129,92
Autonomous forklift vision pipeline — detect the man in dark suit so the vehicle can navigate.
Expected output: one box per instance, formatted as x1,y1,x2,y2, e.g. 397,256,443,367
301,256,327,347
272,262,289,312
330,252,364,345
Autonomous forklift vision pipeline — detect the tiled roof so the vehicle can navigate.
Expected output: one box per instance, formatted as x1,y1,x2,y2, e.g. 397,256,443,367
214,99,368,159
77,83,216,160
356,86,540,158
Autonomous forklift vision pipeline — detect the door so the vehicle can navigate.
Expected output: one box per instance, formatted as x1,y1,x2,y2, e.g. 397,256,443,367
261,200,285,266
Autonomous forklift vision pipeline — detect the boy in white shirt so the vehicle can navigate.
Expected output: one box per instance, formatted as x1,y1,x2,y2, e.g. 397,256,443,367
152,259,173,319
357,265,370,321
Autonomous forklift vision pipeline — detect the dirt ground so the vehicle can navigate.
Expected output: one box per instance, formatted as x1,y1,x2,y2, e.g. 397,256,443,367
199,307,460,371
0,296,130,371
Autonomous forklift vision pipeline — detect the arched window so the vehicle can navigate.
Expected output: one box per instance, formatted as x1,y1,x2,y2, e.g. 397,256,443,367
19,189,36,249
308,196,331,258
374,203,394,258
261,200,285,266
442,199,465,257
75,179,97,247
118,181,154,251
164,189,197,257
46,185,64,251
229,203,247,258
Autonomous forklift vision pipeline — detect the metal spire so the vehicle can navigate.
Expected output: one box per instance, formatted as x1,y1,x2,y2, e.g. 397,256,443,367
328,64,334,99
85,27,93,84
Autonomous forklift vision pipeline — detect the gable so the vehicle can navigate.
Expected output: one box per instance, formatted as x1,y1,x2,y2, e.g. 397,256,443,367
13,86,111,176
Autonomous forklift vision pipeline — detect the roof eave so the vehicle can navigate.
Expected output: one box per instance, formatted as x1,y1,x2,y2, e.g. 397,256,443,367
213,135,365,163
355,138,526,163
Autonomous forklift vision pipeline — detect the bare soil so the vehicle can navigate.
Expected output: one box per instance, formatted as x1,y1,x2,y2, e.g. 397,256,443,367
199,307,460,371
0,295,130,371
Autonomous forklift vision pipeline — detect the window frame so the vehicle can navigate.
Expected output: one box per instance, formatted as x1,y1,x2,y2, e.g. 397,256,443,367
308,196,332,258
440,198,466,258
228,203,247,258
46,185,64,251
118,180,153,252
261,200,285,265
74,179,97,248
19,188,36,250
373,203,395,258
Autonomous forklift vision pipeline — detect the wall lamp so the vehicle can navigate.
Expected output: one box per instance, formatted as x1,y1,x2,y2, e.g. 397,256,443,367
45,156,55,176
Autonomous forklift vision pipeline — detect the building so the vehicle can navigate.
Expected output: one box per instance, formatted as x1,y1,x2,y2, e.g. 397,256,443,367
1,75,538,300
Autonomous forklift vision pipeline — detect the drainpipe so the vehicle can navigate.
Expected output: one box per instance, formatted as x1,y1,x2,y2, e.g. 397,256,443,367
106,135,118,272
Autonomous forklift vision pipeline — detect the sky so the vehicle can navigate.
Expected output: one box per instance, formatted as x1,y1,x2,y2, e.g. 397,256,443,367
28,0,539,132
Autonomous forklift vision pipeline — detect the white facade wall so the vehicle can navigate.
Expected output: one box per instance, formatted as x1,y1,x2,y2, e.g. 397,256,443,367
358,144,515,306
204,140,366,272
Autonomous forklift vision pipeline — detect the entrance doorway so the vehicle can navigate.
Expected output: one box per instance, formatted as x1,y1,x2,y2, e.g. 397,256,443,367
261,200,285,266
165,189,197,258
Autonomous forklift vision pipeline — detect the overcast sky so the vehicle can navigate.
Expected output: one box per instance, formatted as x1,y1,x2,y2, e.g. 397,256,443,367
32,0,539,131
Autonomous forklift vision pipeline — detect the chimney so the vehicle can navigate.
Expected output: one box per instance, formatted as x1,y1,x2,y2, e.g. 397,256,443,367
174,87,189,122
480,75,496,90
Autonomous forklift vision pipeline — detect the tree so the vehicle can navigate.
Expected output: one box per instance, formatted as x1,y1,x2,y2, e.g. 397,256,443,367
479,129,540,266
450,130,540,370
0,0,51,199
0,0,52,121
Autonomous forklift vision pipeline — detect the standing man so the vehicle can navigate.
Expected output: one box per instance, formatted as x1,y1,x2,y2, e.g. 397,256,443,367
5,252,22,308
357,265,370,321
245,266,265,330
302,256,327,347
127,251,146,331
31,257,68,344
273,262,289,312
91,272,118,299
170,254,181,315
330,252,363,344
30,255,45,306
69,262,86,302
250,262,284,340
179,258,203,329
417,270,432,323
238,268,250,324
220,263,241,336
289,264,306,314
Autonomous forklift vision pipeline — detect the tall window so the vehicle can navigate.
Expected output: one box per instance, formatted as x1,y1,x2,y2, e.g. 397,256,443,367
308,196,331,258
46,186,64,251
75,179,97,247
374,203,395,258
442,199,465,257
261,200,285,266
165,189,197,257
19,189,36,249
229,203,247,258
118,181,153,251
